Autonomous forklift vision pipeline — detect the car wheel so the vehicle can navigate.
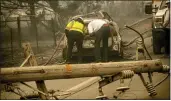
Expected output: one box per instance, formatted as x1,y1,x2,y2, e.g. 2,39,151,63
152,29,165,54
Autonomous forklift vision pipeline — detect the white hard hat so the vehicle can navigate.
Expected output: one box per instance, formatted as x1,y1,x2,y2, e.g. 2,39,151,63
71,16,77,20
72,15,83,20
77,17,83,21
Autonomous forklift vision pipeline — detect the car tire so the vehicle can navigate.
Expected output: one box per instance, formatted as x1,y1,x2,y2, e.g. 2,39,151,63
152,29,165,54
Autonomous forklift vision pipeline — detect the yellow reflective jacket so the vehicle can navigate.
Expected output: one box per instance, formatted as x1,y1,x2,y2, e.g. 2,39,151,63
65,20,87,35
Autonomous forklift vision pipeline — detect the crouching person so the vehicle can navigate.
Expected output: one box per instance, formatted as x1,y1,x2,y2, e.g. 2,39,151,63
87,19,110,62
65,17,87,63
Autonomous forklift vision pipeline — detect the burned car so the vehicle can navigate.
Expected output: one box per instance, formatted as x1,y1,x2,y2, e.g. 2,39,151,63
62,11,123,61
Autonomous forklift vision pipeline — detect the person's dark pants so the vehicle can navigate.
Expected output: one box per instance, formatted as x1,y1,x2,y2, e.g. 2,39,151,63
65,30,84,63
94,25,110,62
164,28,170,55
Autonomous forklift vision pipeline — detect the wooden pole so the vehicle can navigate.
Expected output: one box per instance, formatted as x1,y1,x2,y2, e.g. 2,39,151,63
35,21,39,53
51,18,56,46
17,17,22,48
10,28,14,60
1,59,168,83
29,0,39,52
22,42,48,100
20,54,31,67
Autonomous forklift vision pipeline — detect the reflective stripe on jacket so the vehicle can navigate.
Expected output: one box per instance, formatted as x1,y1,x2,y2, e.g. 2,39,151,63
66,21,85,34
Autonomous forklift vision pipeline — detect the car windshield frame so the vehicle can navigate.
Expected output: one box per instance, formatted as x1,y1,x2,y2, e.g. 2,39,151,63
159,0,167,10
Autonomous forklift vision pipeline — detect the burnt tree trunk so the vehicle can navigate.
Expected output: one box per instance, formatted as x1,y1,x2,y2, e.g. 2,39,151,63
28,0,39,52
17,17,22,48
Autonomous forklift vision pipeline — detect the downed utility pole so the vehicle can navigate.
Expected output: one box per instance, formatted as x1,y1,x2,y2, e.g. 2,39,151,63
0,59,169,83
